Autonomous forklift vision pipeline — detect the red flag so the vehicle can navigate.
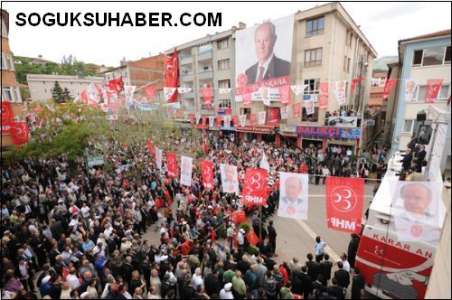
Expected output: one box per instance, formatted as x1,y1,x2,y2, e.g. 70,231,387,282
249,114,257,125
326,176,364,234
200,160,215,189
267,108,280,125
241,168,269,207
216,116,223,128
11,121,29,145
201,84,213,105
107,77,124,94
166,152,178,177
351,77,363,94
426,79,443,103
279,85,291,104
230,210,246,224
292,102,302,118
232,115,238,127
319,82,329,109
164,52,179,102
246,229,260,246
1,100,14,133
203,142,209,154
383,79,397,100
145,85,157,99
146,138,155,157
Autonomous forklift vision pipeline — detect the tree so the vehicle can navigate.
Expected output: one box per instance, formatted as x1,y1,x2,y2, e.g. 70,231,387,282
51,81,65,103
62,88,73,102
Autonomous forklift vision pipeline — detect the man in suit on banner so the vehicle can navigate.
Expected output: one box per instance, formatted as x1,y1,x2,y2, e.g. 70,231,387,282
245,21,290,84
278,172,308,220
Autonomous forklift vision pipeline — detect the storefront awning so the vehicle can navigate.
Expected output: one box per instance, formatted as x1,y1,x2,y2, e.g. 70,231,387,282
236,125,276,134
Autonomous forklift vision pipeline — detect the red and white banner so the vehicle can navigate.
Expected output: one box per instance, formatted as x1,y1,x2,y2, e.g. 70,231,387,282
425,79,443,103
180,156,193,187
249,114,257,125
164,52,179,103
200,160,215,189
278,172,309,220
383,79,397,100
201,83,213,105
292,102,302,118
257,111,266,125
11,121,29,145
1,100,14,133
326,176,364,234
146,138,155,157
334,80,347,106
241,168,269,207
166,151,178,177
318,82,329,109
351,77,363,95
267,108,280,125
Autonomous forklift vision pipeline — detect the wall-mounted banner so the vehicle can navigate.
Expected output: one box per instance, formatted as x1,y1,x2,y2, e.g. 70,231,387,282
292,102,302,118
318,82,329,109
426,79,443,103
235,15,294,104
257,111,266,125
164,52,179,102
326,176,364,233
334,80,347,106
267,107,281,125
220,164,239,194
290,84,307,96
297,126,361,140
180,156,193,186
404,79,417,102
239,114,247,127
304,100,315,116
280,106,289,120
278,172,309,220
383,78,397,100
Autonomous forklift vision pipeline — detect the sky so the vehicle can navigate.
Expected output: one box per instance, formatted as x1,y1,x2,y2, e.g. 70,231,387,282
3,1,451,67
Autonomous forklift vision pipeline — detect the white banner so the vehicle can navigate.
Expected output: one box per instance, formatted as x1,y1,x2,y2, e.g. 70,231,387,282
208,116,216,128
278,172,309,220
220,164,239,194
180,156,193,186
163,87,177,101
218,88,231,95
304,100,315,116
405,79,417,102
155,148,163,171
290,84,307,96
224,115,232,127
334,80,347,106
235,94,243,102
280,106,289,119
260,152,270,171
239,114,247,127
258,111,266,125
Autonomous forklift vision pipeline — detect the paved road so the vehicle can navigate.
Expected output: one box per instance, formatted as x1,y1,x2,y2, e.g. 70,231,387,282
144,182,377,265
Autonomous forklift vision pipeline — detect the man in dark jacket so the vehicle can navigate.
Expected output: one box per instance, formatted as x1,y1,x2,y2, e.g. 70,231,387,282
267,220,277,255
334,261,350,289
347,234,360,269
299,266,313,299
204,269,221,297
351,268,365,299
400,149,413,172
327,278,346,299
320,253,333,284
306,253,321,284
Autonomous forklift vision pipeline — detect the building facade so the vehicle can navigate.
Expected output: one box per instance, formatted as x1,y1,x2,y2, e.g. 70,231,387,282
1,9,21,103
234,2,377,150
27,74,104,102
391,30,451,153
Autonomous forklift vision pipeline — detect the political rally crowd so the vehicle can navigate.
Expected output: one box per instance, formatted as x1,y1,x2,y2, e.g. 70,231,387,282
1,131,379,299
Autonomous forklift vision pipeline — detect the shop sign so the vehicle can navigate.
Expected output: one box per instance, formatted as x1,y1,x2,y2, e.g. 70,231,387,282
297,126,361,140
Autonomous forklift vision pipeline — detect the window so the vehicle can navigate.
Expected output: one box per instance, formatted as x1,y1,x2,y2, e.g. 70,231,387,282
412,50,423,65
8,54,14,71
304,48,322,67
445,46,451,64
241,108,251,115
416,85,427,102
198,44,213,54
1,52,8,70
219,99,231,109
2,87,13,101
200,65,212,72
306,16,325,37
402,120,414,133
423,47,444,66
343,56,350,72
218,79,231,88
346,30,353,47
217,39,229,50
218,59,230,70
302,107,319,122
439,84,450,100
304,79,320,94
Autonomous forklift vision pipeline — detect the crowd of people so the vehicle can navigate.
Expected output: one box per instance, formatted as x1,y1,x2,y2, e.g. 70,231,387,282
1,130,379,299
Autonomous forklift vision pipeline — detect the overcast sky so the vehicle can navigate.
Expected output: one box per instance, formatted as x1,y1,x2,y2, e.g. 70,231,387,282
3,1,451,66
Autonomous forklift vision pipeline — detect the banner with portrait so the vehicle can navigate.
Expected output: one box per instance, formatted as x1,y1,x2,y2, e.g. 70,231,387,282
180,156,193,186
278,172,309,220
241,168,269,207
235,15,294,104
404,79,417,102
166,151,178,178
220,164,239,194
155,148,163,171
326,176,364,234
391,181,444,243
200,160,215,189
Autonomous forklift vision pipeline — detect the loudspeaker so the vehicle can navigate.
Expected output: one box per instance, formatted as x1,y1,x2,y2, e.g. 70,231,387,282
416,111,427,122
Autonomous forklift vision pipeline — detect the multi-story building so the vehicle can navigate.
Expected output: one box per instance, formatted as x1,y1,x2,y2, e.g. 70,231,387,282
165,24,244,123
103,54,164,97
1,9,24,148
391,30,451,153
1,9,21,103
27,74,104,102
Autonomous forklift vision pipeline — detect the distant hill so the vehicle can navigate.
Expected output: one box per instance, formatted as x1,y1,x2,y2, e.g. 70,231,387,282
373,56,398,72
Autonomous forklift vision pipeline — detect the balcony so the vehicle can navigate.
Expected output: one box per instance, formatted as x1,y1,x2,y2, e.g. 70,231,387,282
325,116,360,127
180,55,193,65
181,92,195,99
198,70,213,80
181,72,194,82
198,50,213,62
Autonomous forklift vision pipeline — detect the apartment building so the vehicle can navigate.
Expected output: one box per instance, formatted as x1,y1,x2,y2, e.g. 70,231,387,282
1,9,25,148
27,74,104,102
167,24,244,123
391,30,451,153
232,2,377,150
